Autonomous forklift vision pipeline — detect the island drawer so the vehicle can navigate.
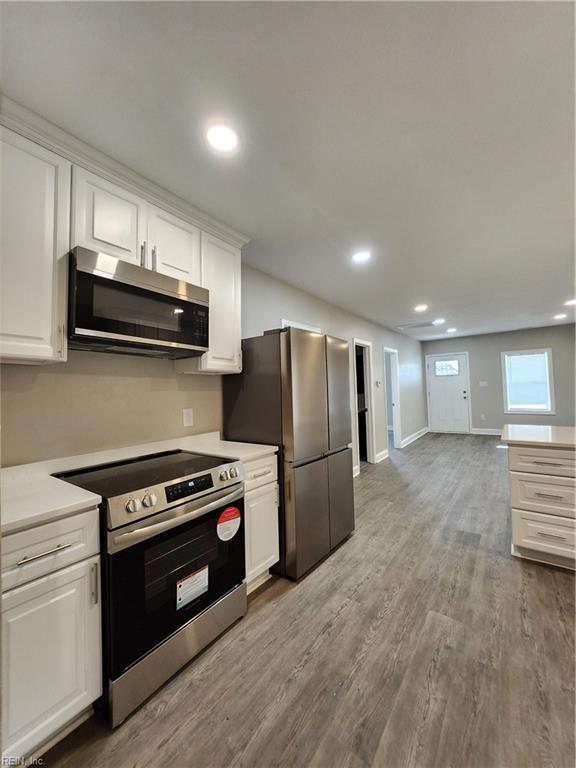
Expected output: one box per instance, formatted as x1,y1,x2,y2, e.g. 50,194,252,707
512,508,575,561
508,446,576,478
1,508,99,592
510,471,575,519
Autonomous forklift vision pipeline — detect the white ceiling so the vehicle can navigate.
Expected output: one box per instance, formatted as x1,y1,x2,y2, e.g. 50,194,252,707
2,2,574,340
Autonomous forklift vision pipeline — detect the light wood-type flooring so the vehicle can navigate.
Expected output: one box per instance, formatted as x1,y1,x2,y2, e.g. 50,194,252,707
46,434,575,768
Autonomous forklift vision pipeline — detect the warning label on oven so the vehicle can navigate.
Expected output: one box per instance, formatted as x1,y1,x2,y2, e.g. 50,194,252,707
217,506,241,541
176,565,208,610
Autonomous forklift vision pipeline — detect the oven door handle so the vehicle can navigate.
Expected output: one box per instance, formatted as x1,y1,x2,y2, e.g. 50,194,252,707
109,485,244,553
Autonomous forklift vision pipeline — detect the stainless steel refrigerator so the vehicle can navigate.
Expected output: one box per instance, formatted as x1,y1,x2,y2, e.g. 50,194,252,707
223,327,355,579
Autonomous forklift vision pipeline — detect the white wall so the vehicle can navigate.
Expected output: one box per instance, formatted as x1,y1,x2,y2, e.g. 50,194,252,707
422,324,575,431
241,265,428,463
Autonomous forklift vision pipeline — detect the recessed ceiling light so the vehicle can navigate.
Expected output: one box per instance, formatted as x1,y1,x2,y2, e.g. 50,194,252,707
447,328,457,333
174,308,184,315
432,318,445,326
351,250,371,264
554,313,567,320
206,124,238,154
414,304,428,312
565,299,576,306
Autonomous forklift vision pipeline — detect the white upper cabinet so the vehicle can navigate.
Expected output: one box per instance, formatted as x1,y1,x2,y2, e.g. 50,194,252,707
176,232,242,374
147,205,201,283
72,167,147,265
0,129,70,363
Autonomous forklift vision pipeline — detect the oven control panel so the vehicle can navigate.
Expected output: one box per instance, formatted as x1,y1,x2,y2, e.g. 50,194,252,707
165,473,214,504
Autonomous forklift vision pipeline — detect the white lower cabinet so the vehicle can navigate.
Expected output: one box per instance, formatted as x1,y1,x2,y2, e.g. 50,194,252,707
245,482,279,590
0,128,70,363
2,556,102,760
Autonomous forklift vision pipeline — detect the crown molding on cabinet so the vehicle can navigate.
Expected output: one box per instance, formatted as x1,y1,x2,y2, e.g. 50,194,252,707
0,96,250,249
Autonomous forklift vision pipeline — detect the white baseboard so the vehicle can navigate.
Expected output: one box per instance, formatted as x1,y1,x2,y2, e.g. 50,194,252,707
400,427,429,449
353,464,361,477
471,428,502,436
374,450,389,463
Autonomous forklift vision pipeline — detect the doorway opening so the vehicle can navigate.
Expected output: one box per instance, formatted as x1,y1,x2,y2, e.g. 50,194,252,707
356,345,368,461
351,338,377,474
384,347,401,449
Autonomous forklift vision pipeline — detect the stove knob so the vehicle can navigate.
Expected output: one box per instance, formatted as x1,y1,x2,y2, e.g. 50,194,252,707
125,498,142,514
219,470,230,481
142,493,158,508
229,467,239,479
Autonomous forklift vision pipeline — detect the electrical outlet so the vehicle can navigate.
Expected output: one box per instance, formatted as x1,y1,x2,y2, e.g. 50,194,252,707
183,408,194,427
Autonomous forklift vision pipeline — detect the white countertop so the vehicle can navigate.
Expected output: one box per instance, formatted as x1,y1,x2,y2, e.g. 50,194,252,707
1,433,278,535
501,424,576,449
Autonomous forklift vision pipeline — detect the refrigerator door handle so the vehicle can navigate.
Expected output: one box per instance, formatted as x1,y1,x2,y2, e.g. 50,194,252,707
287,479,292,501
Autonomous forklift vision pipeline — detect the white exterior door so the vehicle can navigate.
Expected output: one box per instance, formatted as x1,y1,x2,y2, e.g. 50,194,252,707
72,167,147,265
148,206,201,283
426,353,471,433
244,483,279,587
0,129,70,362
2,557,102,760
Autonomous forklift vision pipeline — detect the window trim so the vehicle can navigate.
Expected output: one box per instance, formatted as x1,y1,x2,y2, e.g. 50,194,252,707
500,348,556,415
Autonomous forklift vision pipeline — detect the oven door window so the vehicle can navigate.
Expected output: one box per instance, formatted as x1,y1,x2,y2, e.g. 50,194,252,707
74,270,208,348
106,500,245,679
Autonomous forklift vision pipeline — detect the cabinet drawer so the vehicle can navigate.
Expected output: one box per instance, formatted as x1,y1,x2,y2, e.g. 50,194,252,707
243,454,278,493
510,472,575,518
1,509,99,592
508,446,576,477
512,509,575,560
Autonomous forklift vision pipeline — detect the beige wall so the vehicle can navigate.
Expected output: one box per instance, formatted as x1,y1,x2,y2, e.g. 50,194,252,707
422,324,575,431
1,352,222,466
241,265,428,461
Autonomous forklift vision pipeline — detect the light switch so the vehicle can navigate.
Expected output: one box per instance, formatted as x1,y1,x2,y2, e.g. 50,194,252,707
183,408,194,427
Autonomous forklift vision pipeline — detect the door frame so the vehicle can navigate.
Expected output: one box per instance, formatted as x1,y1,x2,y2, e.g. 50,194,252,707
384,347,402,449
351,338,377,474
425,351,472,434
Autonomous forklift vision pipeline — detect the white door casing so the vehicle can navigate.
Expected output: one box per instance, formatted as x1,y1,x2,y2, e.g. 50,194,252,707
350,339,377,473
426,352,471,433
384,347,402,449
0,128,70,362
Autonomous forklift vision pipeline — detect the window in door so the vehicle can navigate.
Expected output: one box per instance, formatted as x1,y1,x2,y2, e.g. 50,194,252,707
501,349,555,414
434,359,460,376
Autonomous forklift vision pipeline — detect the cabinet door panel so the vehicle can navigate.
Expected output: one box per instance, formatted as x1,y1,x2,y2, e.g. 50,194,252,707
245,483,279,585
2,557,102,759
72,167,146,265
148,206,200,282
199,233,241,372
0,129,70,362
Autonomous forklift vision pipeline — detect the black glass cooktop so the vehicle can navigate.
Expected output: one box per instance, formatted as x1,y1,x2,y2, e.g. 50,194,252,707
55,450,234,498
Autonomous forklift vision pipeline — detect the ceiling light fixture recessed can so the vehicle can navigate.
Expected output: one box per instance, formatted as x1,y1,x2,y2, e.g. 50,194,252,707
206,124,239,154
564,299,576,306
351,250,371,264
447,328,457,333
554,313,567,320
414,304,428,313
432,318,445,326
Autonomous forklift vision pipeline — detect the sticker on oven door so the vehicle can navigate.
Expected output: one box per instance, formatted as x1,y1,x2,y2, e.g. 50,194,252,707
217,506,241,541
176,565,208,610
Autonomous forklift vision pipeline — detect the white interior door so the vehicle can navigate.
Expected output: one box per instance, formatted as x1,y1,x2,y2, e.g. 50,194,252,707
426,353,471,433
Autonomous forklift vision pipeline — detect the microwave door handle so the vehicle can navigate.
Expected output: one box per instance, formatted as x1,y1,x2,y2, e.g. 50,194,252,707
110,485,244,552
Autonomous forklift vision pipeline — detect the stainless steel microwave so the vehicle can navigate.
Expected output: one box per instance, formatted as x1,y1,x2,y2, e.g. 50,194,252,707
68,247,209,358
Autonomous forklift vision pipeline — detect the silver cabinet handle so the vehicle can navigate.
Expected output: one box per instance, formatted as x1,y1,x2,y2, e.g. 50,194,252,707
151,245,158,270
252,469,272,479
536,531,567,541
535,492,565,500
140,241,146,266
17,543,72,566
91,562,99,604
533,461,564,467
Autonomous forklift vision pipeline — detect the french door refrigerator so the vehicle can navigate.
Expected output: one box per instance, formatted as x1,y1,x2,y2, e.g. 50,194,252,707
223,327,354,579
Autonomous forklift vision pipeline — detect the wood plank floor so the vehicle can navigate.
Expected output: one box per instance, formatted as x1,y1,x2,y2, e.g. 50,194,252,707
46,434,575,768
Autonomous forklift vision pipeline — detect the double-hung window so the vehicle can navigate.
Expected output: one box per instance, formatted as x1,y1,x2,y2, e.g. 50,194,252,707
501,349,555,414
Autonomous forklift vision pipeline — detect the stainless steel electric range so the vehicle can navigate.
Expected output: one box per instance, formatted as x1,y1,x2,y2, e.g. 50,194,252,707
56,449,246,727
